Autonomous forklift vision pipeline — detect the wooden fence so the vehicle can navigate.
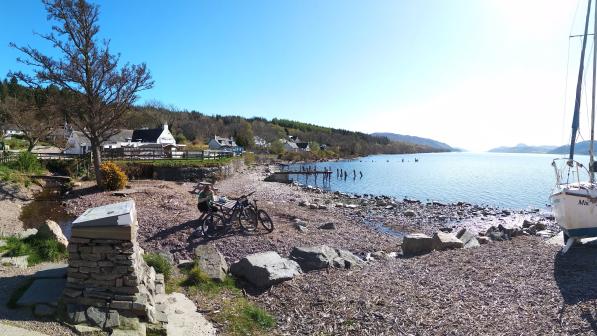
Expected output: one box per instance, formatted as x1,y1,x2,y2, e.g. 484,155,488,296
0,152,15,165
101,147,234,161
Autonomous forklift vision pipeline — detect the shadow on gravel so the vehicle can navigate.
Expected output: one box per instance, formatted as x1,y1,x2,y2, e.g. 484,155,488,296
146,218,199,241
62,185,101,200
0,273,41,322
554,246,597,331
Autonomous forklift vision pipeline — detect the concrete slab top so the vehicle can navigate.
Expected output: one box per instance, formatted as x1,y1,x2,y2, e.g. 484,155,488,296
33,263,68,279
16,278,66,307
72,200,136,227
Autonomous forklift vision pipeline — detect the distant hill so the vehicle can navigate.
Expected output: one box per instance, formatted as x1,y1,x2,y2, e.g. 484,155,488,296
549,141,596,155
488,143,558,154
371,132,456,151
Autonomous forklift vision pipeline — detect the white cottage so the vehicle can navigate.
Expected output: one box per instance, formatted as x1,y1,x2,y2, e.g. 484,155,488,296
64,129,134,155
131,124,176,145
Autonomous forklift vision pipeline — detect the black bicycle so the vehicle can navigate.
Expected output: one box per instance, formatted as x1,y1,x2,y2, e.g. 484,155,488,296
201,192,258,238
245,195,274,233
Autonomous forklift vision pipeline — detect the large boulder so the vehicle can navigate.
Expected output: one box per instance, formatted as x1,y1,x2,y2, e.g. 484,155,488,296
432,231,464,251
289,245,339,271
194,245,228,282
401,233,433,256
456,228,480,249
230,251,301,288
36,220,68,247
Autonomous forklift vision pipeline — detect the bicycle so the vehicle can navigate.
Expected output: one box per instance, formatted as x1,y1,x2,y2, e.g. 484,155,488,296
201,192,258,238
245,195,274,233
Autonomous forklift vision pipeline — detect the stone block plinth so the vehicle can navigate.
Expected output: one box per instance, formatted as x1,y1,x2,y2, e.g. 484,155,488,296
63,200,164,330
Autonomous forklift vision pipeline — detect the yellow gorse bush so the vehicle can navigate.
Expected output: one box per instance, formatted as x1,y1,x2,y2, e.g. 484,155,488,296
99,161,128,190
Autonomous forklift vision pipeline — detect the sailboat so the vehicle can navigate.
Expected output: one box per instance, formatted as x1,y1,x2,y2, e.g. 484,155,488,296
550,0,597,253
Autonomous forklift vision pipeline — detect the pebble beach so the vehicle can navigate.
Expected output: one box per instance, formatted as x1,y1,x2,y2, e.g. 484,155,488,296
57,165,597,335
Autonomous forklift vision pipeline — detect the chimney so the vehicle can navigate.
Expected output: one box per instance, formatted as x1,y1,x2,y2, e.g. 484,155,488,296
163,124,168,130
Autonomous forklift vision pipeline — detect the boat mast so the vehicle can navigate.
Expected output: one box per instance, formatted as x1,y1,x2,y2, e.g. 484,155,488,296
589,0,597,183
569,0,593,162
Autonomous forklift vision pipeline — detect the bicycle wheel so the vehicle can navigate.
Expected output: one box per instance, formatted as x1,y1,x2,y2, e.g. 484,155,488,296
257,209,274,232
202,213,225,238
237,207,258,232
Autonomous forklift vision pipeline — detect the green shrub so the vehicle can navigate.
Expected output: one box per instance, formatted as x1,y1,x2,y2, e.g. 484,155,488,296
99,161,128,190
11,151,42,173
0,236,67,266
143,253,173,282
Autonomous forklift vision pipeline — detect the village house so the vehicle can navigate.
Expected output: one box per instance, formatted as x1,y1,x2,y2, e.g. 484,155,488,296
281,135,310,152
208,135,243,155
254,135,270,148
63,129,134,155
63,124,177,155
1,124,24,138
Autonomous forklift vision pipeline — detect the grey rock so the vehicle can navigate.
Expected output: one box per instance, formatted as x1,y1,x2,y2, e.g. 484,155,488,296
73,324,104,335
36,220,68,247
194,245,228,282
456,228,480,249
294,224,308,233
0,240,6,248
403,210,416,217
318,222,336,230
104,310,120,328
1,256,28,268
67,304,87,324
289,245,339,271
17,228,38,239
230,251,301,288
401,233,433,256
432,231,464,251
155,293,215,336
86,306,106,327
477,236,491,244
335,249,364,269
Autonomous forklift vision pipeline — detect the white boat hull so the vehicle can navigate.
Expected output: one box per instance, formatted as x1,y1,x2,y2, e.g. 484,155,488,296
550,184,597,237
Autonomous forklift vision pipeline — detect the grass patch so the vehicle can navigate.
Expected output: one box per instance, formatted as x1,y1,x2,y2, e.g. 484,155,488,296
218,298,276,335
180,264,238,295
7,278,34,308
143,253,173,282
176,262,276,335
0,236,67,266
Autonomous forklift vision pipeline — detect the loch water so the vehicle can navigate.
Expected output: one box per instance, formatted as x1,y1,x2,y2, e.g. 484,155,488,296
287,152,588,210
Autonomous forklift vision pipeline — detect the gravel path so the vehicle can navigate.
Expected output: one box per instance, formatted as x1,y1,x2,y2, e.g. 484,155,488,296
61,166,584,335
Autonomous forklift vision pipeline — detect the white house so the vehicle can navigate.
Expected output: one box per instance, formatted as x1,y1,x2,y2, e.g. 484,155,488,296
131,124,176,145
64,129,134,155
281,136,310,152
208,135,243,155
63,124,176,155
254,136,270,148
1,124,24,138
281,139,299,152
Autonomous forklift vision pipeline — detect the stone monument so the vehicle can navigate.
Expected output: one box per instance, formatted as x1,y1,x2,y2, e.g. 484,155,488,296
63,200,165,331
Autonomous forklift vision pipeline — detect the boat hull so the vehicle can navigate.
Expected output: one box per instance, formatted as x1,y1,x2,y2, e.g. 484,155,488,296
550,187,597,237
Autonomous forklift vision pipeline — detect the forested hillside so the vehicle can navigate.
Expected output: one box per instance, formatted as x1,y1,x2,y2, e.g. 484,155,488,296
121,104,447,157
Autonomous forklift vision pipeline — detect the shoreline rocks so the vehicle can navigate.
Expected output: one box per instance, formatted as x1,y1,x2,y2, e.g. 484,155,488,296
230,251,301,288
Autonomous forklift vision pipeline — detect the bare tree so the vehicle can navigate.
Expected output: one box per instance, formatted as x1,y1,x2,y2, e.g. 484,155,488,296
0,85,63,152
10,0,153,184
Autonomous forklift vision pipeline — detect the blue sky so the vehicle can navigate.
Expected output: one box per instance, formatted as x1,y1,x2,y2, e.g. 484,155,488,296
0,0,587,150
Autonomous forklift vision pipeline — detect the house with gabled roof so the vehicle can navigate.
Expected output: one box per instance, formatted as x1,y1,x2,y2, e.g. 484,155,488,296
131,124,176,145
208,135,243,155
64,129,135,154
